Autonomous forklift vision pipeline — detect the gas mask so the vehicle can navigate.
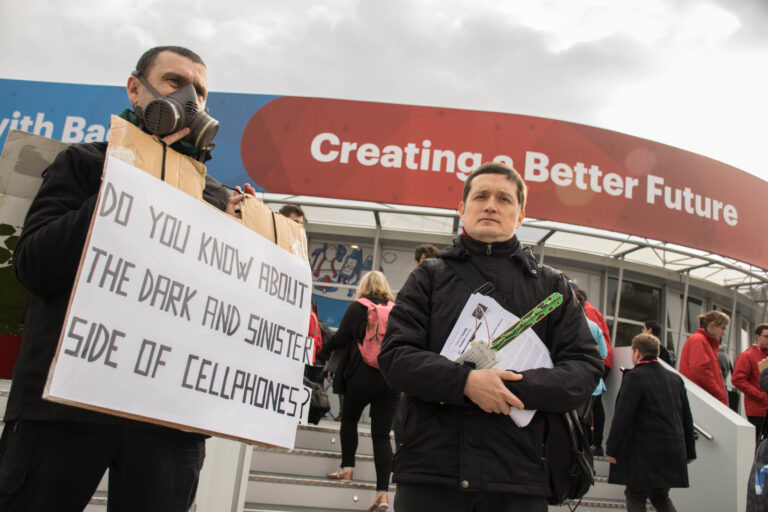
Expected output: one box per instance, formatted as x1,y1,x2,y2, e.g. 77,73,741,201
132,71,219,151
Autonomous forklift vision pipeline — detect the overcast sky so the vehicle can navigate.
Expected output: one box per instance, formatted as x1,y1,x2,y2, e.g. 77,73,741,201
2,0,767,182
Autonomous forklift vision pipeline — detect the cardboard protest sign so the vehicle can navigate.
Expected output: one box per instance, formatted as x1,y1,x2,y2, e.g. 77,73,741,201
43,122,313,448
0,130,69,375
106,115,206,201
240,195,308,261
106,115,308,260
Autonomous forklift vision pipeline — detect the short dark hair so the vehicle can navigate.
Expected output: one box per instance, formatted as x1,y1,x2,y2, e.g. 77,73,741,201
632,333,660,357
135,46,205,77
572,287,588,304
414,244,439,262
644,320,662,338
462,162,527,209
279,204,305,220
755,323,768,337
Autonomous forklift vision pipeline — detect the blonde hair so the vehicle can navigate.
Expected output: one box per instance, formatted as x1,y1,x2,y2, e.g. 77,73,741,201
355,271,394,302
698,310,730,330
631,333,660,357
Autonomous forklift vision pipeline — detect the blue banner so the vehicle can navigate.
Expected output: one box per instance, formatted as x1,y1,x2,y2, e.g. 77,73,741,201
0,78,278,189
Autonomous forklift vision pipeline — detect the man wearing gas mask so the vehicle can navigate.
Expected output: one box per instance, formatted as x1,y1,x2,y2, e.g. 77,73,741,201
0,46,248,511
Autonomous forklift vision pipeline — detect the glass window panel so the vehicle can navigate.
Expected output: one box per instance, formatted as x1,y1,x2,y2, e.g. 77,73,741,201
741,318,753,355
712,304,732,318
560,268,604,311
607,278,662,322
685,297,704,333
666,289,682,340
665,332,678,360
614,321,645,348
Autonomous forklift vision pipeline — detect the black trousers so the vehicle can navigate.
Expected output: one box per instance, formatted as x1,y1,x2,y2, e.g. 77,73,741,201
394,483,547,512
748,415,765,443
339,363,399,491
625,486,677,512
0,420,205,512
592,394,606,447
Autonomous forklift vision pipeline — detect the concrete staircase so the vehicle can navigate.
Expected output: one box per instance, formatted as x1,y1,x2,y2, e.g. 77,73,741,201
245,420,630,511
0,381,633,511
246,421,391,511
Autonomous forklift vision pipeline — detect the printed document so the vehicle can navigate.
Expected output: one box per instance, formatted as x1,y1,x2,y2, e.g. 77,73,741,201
440,293,553,427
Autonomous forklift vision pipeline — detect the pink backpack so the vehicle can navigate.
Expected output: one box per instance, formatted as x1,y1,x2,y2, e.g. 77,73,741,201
356,298,394,368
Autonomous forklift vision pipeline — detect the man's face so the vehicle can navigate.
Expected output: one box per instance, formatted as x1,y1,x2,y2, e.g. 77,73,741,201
756,329,768,348
287,213,304,225
127,50,208,114
459,173,525,243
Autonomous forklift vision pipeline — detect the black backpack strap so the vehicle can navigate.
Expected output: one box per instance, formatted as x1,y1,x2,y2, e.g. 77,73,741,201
443,258,512,312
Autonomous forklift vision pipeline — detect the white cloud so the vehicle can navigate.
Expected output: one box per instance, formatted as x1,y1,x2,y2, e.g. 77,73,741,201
0,0,767,180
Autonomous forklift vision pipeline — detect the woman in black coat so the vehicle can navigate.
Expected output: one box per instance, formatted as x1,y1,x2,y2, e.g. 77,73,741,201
607,333,696,512
316,271,399,512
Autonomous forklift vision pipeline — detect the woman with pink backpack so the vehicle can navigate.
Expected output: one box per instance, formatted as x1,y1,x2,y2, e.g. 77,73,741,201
316,271,399,512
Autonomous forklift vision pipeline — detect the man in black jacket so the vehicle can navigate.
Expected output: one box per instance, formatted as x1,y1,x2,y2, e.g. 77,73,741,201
0,46,249,511
606,333,696,512
378,162,603,512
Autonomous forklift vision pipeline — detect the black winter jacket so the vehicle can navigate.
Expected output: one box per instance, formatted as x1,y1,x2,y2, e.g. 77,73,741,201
378,235,603,496
8,140,229,423
8,142,108,422
606,357,696,488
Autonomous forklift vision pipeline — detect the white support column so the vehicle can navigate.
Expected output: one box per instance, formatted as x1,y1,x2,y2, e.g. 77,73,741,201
194,438,252,512
729,288,738,355
675,271,690,361
610,257,624,346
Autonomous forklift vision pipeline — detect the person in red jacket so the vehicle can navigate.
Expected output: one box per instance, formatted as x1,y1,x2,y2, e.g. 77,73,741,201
308,300,323,363
572,286,611,455
679,310,730,406
732,323,768,440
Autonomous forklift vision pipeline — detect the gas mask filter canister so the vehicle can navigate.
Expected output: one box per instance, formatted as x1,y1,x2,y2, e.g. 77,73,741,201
132,71,219,150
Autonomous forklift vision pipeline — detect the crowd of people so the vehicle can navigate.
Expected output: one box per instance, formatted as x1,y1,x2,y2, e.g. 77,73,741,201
1,43,766,512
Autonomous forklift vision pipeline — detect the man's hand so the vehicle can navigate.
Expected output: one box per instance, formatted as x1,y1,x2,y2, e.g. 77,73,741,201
607,456,617,464
225,183,258,219
158,127,191,146
758,357,768,374
463,368,523,414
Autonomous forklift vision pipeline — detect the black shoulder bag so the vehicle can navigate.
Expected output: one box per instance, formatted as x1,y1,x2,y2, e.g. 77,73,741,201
443,257,594,510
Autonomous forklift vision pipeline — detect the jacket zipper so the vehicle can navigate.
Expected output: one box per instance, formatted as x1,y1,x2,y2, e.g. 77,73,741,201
486,243,492,255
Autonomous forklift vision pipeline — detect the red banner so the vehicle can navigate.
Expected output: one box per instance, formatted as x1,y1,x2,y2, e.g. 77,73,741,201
241,97,766,269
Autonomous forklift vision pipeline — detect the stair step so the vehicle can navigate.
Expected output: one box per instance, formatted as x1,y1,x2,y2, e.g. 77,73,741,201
551,497,631,509
244,503,370,512
84,490,107,511
249,470,394,490
589,476,626,501
252,445,377,482
247,471,394,510
294,423,393,457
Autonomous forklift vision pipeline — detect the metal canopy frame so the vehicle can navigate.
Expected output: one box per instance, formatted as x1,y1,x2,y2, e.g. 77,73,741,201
261,193,768,297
